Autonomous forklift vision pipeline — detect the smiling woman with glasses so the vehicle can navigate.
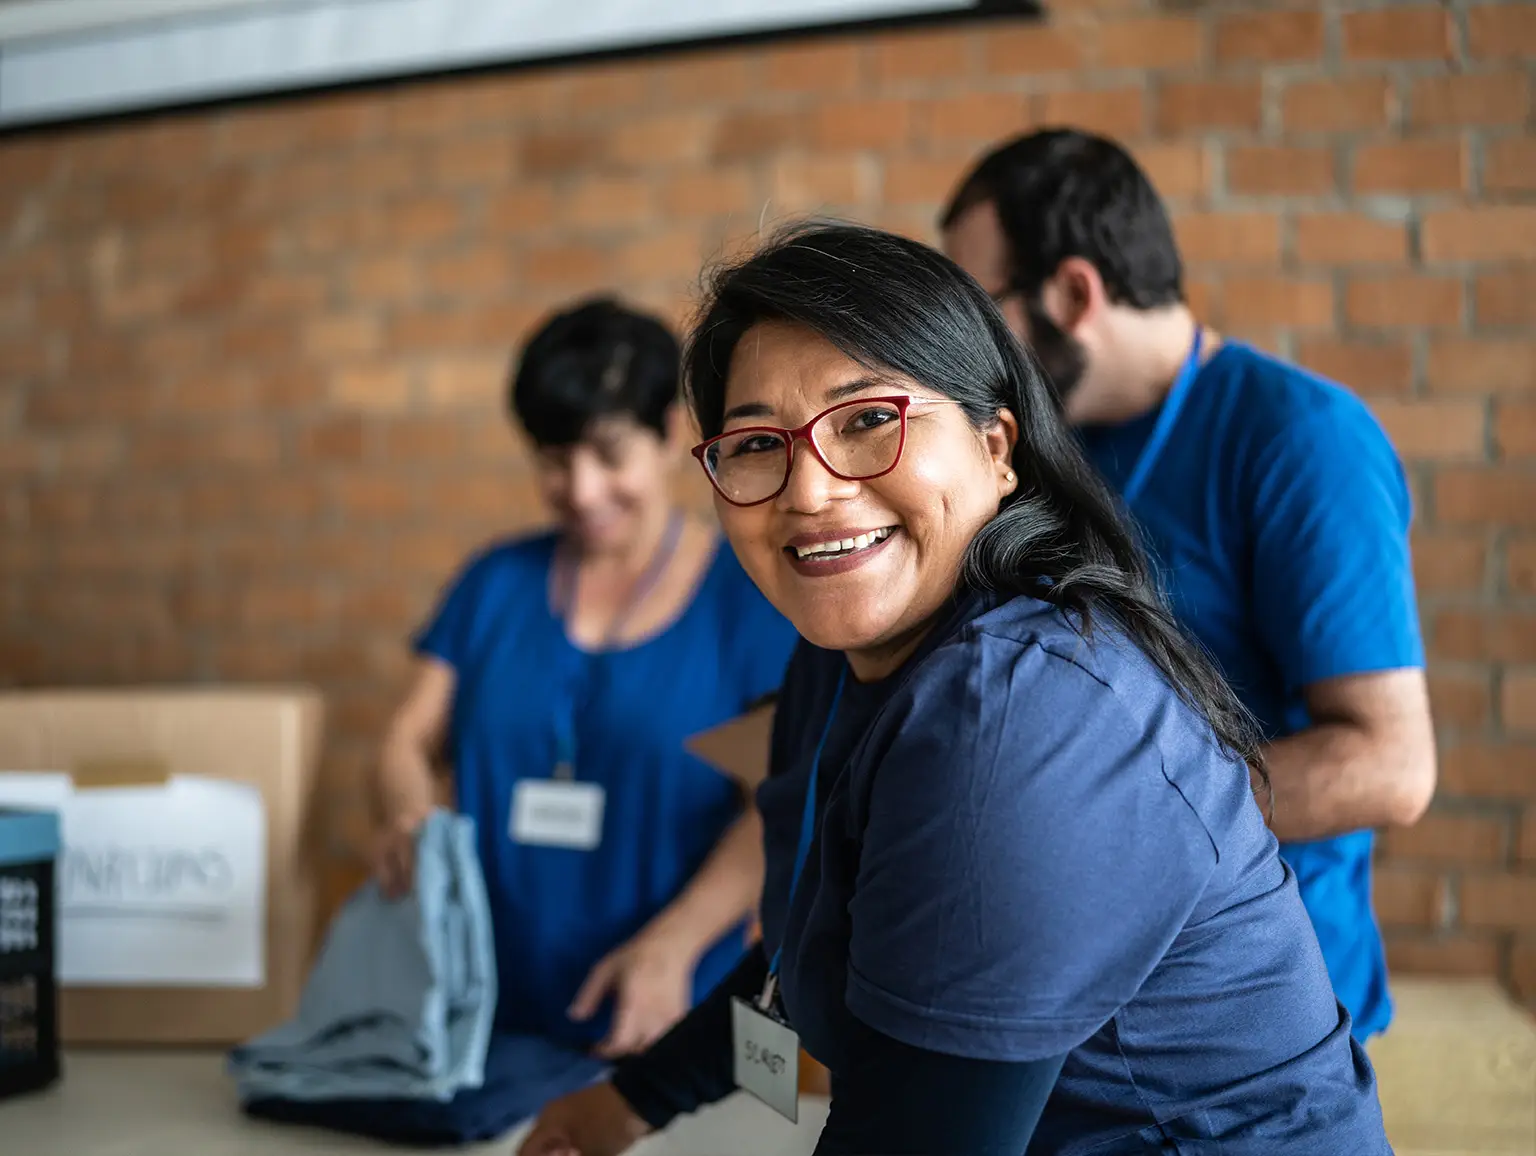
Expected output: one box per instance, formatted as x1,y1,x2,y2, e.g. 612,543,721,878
519,225,1394,1156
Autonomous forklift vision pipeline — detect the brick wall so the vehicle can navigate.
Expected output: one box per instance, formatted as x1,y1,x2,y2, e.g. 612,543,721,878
2,0,1534,999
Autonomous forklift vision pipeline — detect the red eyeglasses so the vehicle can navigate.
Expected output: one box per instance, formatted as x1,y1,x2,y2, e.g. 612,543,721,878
691,395,957,507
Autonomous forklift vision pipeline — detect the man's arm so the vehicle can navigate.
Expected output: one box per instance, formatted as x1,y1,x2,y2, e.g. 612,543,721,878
1259,669,1436,843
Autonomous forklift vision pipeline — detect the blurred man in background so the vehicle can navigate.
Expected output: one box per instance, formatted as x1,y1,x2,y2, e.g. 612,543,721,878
942,128,1436,1042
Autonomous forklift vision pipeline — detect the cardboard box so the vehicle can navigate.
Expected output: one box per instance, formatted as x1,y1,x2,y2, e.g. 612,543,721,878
686,702,776,790
0,688,322,1045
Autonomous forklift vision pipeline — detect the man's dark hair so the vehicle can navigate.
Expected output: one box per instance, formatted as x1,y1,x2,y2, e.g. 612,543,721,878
509,296,680,447
941,128,1185,310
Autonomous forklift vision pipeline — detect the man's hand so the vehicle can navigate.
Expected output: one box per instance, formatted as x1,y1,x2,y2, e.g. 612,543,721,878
517,1081,652,1156
370,811,430,900
569,926,698,1059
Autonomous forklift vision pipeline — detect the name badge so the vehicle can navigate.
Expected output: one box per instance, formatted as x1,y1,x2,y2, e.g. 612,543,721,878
509,780,605,850
731,997,800,1123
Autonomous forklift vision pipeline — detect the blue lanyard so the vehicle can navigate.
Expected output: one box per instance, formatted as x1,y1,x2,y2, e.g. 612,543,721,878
1121,327,1205,508
768,665,847,980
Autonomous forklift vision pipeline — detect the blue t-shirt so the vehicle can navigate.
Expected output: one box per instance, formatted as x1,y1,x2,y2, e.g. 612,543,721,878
414,531,798,1049
760,591,1390,1153
1078,342,1423,1041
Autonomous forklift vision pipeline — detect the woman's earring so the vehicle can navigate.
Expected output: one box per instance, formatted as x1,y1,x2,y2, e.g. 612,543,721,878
1004,470,1016,484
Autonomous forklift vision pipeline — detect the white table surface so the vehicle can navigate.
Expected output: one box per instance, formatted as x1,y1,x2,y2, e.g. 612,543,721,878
1,1050,830,1155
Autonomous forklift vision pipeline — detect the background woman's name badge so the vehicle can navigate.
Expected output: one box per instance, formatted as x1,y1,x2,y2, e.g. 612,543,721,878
731,997,800,1123
510,780,605,850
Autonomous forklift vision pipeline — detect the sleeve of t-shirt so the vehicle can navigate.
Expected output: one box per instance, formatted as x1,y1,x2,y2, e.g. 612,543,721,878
844,633,1219,1062
1248,405,1425,691
410,546,501,671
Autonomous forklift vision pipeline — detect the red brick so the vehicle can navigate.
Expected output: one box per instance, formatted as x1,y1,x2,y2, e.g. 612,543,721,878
1497,403,1536,459
1413,530,1489,593
1297,338,1413,394
1039,88,1147,140
1514,941,1536,1004
1442,742,1536,798
524,242,610,289
1468,5,1536,60
1371,397,1485,460
331,364,413,412
1124,142,1207,202
1476,269,1536,328
1215,10,1324,64
424,249,515,300
1293,213,1409,266
614,227,709,284
813,98,913,153
1353,139,1466,195
131,424,282,471
1507,671,1536,735
1510,536,1536,595
561,176,655,231
1096,16,1205,70
531,121,623,173
422,352,506,410
381,417,464,463
347,255,419,305
770,155,874,213
871,27,971,84
657,52,758,105
1412,73,1530,129
1227,146,1336,197
1427,339,1536,395
763,40,863,94
1174,213,1280,264
654,170,753,220
382,195,462,246
884,157,965,207
1484,137,1536,194
297,417,368,463
1348,276,1464,329
1386,934,1503,978
1283,77,1394,134
566,61,654,115
1343,7,1453,61
1157,79,1263,134
605,111,715,169
1373,865,1450,928
1434,610,1536,662
1428,670,1495,728
982,27,1087,76
1521,809,1536,864
424,136,514,189
334,474,415,521
302,313,381,360
1380,812,1509,866
710,110,809,163
1424,208,1536,263
1436,468,1536,525
1222,277,1334,329
917,92,1033,148
1462,872,1536,930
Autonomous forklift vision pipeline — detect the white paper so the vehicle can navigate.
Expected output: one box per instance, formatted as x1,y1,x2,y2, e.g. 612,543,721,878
0,772,266,987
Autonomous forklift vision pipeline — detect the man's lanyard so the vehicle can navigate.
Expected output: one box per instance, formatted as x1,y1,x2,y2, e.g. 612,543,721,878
1121,326,1205,507
760,665,847,1012
549,511,686,781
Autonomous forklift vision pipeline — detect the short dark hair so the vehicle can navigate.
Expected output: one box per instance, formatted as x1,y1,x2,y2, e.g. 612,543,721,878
509,296,680,447
685,221,1261,775
941,128,1184,310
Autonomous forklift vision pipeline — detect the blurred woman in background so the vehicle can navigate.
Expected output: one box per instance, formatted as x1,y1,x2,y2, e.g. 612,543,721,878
371,297,798,1060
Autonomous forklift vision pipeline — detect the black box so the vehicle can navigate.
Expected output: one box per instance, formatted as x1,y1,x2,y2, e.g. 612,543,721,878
0,808,60,1100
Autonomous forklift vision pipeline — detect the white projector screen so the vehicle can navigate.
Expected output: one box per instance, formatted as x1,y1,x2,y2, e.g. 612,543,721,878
0,0,1037,129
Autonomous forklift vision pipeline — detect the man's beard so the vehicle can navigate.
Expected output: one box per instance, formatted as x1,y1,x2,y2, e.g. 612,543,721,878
1023,298,1088,412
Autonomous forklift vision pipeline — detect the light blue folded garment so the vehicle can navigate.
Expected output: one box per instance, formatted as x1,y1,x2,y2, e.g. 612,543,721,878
229,809,496,1103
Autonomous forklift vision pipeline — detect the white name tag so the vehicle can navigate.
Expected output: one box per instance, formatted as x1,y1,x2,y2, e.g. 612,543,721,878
731,996,800,1123
509,780,605,850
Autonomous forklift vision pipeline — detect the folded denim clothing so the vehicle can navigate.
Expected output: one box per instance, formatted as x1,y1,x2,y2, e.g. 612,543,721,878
229,810,496,1103
243,1032,608,1147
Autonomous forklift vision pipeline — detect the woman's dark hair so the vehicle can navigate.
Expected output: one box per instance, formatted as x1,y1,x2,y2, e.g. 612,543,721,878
510,296,680,447
685,221,1264,778
941,127,1184,310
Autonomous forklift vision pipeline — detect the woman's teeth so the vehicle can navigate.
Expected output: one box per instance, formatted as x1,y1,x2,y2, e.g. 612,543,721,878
793,527,893,560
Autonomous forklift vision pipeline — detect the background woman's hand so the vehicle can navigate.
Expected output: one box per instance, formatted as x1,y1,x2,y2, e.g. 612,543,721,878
370,811,428,900
517,1082,652,1156
568,925,696,1058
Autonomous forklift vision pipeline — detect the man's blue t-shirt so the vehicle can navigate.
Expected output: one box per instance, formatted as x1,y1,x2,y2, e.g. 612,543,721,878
1079,341,1424,1040
759,591,1390,1153
414,531,798,1050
